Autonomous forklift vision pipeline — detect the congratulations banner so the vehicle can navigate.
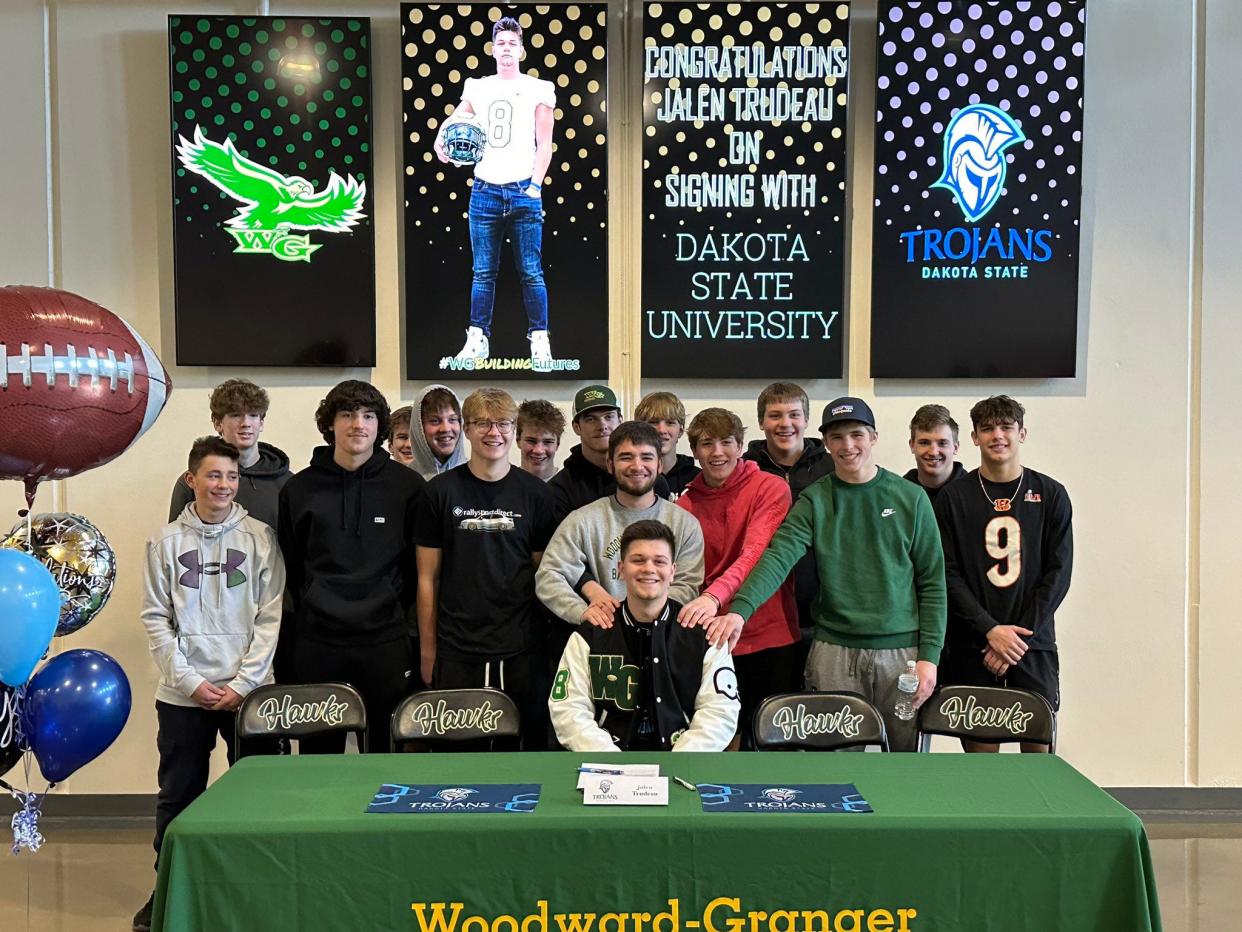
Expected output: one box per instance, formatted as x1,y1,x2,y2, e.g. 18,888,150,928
870,1,1086,378
169,15,375,366
402,3,608,380
641,3,849,379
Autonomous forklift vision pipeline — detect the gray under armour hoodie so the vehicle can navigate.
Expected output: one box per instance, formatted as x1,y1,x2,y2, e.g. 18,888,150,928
408,384,468,481
141,502,286,707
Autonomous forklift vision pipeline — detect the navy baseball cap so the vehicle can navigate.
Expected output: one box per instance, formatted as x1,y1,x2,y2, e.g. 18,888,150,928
820,397,876,431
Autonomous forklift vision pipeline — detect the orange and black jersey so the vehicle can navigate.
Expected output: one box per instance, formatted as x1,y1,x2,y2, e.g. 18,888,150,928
933,467,1072,653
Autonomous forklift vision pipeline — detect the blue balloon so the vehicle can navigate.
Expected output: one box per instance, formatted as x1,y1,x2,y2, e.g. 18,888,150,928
23,649,131,784
0,548,61,687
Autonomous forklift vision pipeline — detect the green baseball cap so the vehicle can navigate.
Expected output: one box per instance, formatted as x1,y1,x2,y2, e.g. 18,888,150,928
572,385,620,419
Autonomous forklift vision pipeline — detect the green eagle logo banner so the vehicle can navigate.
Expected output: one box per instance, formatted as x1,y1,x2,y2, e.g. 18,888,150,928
176,125,366,262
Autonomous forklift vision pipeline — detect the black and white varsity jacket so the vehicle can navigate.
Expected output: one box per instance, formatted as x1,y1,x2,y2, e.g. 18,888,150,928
548,599,739,752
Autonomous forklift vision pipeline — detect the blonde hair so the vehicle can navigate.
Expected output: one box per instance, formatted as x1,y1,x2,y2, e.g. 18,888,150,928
462,387,518,423
635,391,687,427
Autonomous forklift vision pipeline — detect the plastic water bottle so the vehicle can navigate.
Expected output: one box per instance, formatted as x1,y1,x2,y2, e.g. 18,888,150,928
894,660,919,721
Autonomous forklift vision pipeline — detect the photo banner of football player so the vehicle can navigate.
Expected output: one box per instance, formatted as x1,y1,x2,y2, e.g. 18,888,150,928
169,16,375,366
640,3,850,380
402,3,608,380
870,1,1086,378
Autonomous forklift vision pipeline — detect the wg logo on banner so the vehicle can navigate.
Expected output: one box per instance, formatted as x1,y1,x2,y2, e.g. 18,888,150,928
176,125,366,262
932,103,1026,223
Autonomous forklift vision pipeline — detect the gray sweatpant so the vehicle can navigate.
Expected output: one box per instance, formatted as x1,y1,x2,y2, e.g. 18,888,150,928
804,641,919,752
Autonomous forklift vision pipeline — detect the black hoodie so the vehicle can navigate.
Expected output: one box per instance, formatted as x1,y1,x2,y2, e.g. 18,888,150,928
742,437,834,631
742,437,834,497
903,462,967,504
169,441,291,528
277,446,426,646
548,444,671,524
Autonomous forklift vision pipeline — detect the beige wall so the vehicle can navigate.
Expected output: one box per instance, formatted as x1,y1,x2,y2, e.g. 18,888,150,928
0,0,1233,792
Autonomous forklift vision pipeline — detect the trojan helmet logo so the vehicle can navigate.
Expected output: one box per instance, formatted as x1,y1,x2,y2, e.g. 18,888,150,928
761,787,802,803
932,103,1027,223
435,787,478,803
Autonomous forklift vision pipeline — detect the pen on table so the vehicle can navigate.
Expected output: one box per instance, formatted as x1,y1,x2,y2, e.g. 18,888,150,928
672,776,697,791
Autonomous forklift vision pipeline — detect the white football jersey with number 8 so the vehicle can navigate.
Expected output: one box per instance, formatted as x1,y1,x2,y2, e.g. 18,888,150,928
462,74,556,185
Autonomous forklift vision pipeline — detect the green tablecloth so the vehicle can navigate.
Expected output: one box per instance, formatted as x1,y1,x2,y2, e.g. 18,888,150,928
153,752,1161,932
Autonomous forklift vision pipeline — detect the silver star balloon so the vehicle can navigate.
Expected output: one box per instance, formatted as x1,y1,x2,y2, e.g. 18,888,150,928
2,513,116,637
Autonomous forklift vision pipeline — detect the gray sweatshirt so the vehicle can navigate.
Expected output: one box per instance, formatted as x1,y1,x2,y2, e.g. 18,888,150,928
535,495,705,624
141,503,285,707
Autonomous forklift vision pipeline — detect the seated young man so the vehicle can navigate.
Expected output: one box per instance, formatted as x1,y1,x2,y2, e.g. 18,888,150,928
549,519,738,752
635,390,700,496
935,395,1072,753
516,398,566,481
409,384,467,480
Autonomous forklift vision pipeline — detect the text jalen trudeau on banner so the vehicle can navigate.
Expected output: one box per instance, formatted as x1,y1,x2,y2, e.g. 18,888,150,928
642,43,845,349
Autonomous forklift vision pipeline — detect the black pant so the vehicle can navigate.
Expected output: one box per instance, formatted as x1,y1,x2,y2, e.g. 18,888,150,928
153,701,279,863
736,642,798,750
435,646,542,750
293,636,413,754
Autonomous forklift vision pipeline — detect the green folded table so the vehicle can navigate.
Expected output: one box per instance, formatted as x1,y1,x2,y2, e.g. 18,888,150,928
153,752,1161,932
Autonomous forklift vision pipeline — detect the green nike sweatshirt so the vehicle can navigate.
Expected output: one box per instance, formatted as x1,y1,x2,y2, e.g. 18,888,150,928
731,468,946,663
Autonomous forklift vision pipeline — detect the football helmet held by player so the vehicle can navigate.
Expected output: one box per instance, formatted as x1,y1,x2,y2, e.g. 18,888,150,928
442,116,488,166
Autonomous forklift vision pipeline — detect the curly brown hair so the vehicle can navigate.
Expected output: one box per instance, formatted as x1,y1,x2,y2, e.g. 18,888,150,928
209,379,270,423
516,399,566,439
314,380,391,446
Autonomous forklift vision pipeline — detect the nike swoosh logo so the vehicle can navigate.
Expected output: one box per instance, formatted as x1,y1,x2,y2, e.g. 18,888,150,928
881,509,895,517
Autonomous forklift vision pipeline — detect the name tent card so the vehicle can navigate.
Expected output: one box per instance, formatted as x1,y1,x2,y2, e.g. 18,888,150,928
366,784,540,814
576,762,661,790
581,774,669,807
697,783,872,813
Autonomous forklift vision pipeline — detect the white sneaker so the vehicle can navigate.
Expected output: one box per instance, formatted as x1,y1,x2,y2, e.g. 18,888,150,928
454,326,489,361
529,330,552,371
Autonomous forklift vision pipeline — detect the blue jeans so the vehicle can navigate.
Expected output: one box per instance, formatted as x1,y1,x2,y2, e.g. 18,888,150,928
468,179,548,336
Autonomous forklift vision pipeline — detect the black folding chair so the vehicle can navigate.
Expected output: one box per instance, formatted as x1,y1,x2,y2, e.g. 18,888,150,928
752,691,890,752
917,685,1056,752
391,688,521,751
234,682,368,759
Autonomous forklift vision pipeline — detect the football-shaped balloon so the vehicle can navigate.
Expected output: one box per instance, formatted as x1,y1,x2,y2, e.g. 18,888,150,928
0,287,172,499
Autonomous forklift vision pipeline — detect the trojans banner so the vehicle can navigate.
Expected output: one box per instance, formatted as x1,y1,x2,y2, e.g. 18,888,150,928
641,3,850,379
870,1,1086,378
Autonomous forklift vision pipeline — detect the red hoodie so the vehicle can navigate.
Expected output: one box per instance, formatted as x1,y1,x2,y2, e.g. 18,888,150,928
677,458,799,656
